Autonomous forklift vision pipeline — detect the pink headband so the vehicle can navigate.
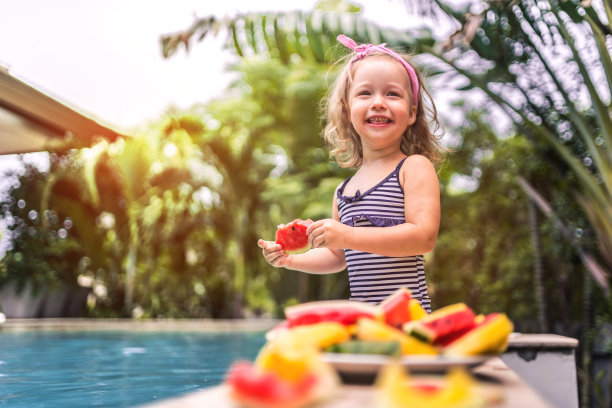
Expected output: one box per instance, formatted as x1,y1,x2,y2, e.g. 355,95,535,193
337,34,419,108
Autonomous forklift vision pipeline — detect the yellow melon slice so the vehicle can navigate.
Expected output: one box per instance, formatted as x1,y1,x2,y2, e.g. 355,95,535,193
443,313,513,356
376,363,484,408
356,317,437,355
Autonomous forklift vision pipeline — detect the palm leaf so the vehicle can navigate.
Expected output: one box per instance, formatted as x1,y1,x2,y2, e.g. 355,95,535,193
160,10,424,61
517,177,609,293
550,4,612,165
513,11,612,193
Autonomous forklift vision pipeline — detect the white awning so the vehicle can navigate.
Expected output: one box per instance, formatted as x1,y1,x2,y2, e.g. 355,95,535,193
0,66,123,155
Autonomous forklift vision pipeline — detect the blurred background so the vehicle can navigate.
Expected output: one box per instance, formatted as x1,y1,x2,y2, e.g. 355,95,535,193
1,0,612,405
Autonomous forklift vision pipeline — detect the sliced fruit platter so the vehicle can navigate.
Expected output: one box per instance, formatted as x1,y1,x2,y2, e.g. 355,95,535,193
269,288,513,358
226,288,514,408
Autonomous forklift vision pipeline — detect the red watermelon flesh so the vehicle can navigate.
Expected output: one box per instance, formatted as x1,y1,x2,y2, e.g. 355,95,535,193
436,313,499,347
275,219,313,254
410,304,476,344
284,300,382,327
227,360,317,408
434,326,476,347
380,287,412,328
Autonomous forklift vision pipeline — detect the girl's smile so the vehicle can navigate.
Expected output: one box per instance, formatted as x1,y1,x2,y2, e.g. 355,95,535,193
366,115,392,125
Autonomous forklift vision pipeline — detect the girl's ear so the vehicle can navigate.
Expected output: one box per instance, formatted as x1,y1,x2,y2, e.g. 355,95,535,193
407,104,417,125
342,101,350,117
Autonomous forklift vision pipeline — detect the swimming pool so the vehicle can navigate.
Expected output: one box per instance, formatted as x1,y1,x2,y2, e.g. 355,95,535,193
0,327,268,407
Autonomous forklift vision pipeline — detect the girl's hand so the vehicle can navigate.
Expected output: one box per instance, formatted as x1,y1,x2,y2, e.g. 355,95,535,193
307,219,349,249
257,239,292,268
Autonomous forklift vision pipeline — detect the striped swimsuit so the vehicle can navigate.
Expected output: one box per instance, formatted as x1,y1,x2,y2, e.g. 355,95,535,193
337,157,432,312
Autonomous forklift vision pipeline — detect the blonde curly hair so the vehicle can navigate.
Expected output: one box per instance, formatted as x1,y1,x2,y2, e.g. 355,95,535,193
322,51,445,168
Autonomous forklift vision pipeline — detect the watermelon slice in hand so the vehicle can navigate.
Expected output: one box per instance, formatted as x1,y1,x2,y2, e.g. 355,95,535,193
275,219,313,254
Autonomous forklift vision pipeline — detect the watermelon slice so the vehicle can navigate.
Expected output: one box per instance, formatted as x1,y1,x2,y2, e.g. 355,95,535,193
227,361,318,408
284,299,382,327
443,313,514,356
407,303,476,344
275,219,313,254
356,317,438,355
380,287,412,328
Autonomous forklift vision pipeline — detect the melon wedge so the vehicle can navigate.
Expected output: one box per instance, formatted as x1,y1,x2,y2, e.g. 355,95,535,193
275,219,313,254
227,361,319,408
380,287,412,328
356,317,437,355
284,300,382,327
273,321,351,350
443,313,514,356
408,303,476,344
229,340,338,408
376,363,482,408
409,299,428,321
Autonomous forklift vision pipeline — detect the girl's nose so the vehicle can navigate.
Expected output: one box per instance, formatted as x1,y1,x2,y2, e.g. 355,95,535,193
371,93,386,109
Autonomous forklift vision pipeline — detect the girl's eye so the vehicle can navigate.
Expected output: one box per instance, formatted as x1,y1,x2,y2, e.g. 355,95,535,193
388,91,400,97
357,90,370,96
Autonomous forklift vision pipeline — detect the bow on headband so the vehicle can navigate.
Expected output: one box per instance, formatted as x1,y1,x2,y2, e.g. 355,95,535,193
337,34,419,108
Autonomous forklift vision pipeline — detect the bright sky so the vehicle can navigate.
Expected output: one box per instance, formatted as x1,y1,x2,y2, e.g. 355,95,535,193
0,0,437,131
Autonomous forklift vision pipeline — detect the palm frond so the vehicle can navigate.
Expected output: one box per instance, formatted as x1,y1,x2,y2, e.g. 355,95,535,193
161,10,430,62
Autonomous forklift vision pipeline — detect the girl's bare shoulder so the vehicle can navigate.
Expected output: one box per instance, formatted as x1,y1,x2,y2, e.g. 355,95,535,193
399,154,437,184
401,154,435,171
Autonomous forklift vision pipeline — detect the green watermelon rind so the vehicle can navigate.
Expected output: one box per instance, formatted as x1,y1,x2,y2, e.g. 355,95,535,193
283,244,312,254
407,304,475,343
410,329,431,343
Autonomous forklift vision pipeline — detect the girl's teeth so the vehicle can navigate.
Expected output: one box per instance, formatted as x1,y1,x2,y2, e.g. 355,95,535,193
368,117,390,124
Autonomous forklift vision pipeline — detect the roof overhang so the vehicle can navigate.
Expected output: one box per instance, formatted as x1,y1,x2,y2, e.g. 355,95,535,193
0,67,123,155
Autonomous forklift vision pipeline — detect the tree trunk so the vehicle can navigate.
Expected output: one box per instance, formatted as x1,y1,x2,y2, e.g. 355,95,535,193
125,243,137,315
527,198,548,332
298,273,309,303
233,247,245,318
580,272,593,408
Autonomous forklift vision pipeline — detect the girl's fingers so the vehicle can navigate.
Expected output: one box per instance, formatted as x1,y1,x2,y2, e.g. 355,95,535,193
258,240,283,252
259,239,290,267
268,253,287,267
309,227,325,248
258,239,278,249
306,220,323,236
313,234,326,248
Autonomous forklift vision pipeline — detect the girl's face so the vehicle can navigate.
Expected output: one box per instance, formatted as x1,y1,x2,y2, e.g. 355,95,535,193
347,56,416,154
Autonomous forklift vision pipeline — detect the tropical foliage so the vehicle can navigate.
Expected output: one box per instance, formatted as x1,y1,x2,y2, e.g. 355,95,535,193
432,108,601,331
160,0,612,296
0,160,86,293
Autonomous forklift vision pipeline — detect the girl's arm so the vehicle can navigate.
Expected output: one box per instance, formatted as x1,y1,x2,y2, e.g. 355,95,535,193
257,188,347,274
308,154,440,258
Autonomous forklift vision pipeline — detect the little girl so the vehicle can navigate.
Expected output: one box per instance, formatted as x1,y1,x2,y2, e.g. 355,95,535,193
258,35,444,312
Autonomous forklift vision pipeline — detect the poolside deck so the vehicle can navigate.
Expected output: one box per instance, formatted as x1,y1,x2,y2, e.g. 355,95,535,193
137,357,553,408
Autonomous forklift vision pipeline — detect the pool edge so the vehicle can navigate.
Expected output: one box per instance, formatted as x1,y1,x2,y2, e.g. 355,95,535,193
0,318,281,332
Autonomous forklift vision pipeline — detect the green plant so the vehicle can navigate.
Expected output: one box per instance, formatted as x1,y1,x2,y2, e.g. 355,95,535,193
159,0,612,297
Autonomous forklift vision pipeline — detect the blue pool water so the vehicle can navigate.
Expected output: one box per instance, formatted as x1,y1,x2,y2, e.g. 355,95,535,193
0,330,267,407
